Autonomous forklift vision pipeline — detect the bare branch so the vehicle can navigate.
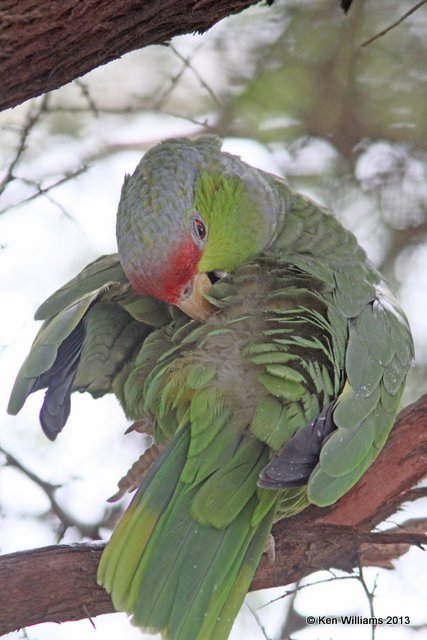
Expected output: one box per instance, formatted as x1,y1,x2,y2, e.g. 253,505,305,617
361,0,427,47
0,166,89,216
355,567,378,640
0,95,49,196
169,44,223,108
152,40,207,110
266,573,360,609
360,517,427,569
75,79,99,118
276,585,306,640
247,602,272,640
0,445,110,540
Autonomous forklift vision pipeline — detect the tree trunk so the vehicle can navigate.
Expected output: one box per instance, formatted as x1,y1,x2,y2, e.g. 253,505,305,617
0,0,264,112
0,394,426,634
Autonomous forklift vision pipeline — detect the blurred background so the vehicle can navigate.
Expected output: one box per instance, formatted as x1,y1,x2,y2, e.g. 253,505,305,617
0,0,426,638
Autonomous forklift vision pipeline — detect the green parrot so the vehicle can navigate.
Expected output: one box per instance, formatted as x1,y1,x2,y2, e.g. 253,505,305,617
8,136,413,640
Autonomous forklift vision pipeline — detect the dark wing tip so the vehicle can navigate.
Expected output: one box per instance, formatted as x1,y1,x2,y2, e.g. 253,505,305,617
40,393,71,441
37,321,85,440
340,0,353,13
258,460,314,489
258,402,336,490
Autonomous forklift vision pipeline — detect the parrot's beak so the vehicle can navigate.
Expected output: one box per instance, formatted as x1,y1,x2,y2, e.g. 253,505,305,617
177,272,214,322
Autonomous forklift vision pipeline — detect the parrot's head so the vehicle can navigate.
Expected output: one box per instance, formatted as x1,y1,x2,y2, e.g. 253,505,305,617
116,136,283,320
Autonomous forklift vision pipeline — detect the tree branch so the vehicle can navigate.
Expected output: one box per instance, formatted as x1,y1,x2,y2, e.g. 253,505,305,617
0,96,49,196
0,0,264,112
0,394,426,634
0,446,115,541
361,0,427,47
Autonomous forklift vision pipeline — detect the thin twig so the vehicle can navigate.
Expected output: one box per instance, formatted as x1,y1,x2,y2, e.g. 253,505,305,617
0,166,88,215
17,176,79,223
260,572,359,608
82,605,97,630
152,40,206,109
356,565,378,640
169,44,223,107
46,104,214,131
247,602,272,640
0,445,102,540
260,524,427,610
276,582,307,640
0,173,91,244
361,0,427,47
0,95,49,196
75,79,99,118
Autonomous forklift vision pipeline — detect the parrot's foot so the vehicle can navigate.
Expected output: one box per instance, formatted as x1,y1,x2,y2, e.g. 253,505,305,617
263,534,276,564
107,442,166,502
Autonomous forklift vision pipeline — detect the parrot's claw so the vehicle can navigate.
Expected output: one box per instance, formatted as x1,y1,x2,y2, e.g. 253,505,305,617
107,442,166,502
124,417,154,435
264,534,276,564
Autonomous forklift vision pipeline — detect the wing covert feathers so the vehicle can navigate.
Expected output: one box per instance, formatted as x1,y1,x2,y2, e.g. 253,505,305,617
7,254,170,437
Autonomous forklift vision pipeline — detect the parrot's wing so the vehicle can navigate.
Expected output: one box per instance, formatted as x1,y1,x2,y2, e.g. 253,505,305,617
34,254,128,321
7,254,171,440
254,186,414,505
259,280,414,506
306,284,414,505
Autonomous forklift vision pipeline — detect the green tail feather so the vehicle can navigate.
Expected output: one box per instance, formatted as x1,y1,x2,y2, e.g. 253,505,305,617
98,427,189,605
97,427,277,640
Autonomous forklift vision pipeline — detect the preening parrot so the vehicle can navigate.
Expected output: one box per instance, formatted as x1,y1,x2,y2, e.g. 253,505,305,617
8,136,413,640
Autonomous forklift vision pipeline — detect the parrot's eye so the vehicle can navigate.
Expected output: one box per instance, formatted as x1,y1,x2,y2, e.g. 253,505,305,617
191,214,208,247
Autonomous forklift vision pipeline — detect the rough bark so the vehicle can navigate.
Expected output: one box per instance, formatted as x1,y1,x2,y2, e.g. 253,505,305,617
0,0,264,112
0,394,426,634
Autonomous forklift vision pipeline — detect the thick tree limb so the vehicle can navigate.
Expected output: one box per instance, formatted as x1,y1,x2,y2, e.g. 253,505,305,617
0,0,264,112
0,394,426,634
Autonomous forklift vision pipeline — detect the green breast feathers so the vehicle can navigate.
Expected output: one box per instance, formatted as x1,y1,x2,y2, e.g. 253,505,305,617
8,136,413,640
